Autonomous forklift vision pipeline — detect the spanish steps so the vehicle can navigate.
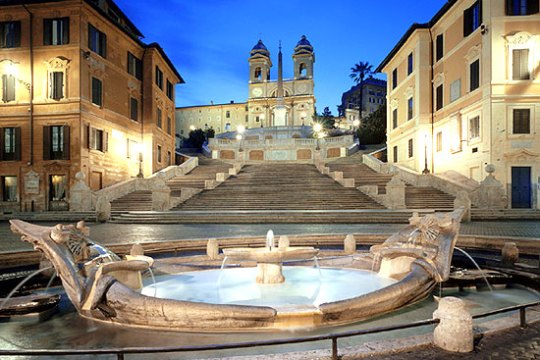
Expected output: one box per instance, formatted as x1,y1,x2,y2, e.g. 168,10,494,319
109,157,232,213
326,156,456,210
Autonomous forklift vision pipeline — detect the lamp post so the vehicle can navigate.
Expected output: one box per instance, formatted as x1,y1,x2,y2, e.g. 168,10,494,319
422,134,430,174
313,123,322,151
236,125,245,152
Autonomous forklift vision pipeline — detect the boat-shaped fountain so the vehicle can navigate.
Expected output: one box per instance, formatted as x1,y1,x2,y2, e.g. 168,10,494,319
9,209,465,331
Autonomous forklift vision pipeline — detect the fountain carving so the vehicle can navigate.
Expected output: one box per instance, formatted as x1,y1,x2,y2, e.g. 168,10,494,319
9,209,465,331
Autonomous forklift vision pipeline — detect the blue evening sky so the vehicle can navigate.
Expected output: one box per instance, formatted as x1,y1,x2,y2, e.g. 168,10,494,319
115,0,447,114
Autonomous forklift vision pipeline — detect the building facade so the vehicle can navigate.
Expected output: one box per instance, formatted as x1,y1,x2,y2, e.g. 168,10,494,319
338,78,387,120
176,36,316,137
0,0,182,212
378,0,540,209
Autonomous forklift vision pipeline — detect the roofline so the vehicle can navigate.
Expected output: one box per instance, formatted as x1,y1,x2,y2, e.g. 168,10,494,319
145,43,184,84
375,0,458,72
176,102,247,110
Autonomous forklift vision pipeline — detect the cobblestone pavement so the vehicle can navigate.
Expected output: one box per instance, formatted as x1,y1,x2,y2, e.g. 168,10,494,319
1,220,540,254
373,322,540,360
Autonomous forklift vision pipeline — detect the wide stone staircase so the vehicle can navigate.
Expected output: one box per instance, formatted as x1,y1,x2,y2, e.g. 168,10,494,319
326,162,455,210
109,158,232,213
113,162,440,224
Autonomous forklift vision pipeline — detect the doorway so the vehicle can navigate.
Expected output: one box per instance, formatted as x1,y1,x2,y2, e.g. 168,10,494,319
511,167,532,208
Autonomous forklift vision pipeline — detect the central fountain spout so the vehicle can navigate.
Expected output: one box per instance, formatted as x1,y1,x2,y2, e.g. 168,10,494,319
223,231,319,285
266,230,274,251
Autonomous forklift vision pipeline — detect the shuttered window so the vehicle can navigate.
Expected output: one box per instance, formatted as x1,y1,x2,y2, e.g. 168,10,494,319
464,1,482,37
91,77,102,106
512,49,530,80
513,109,530,134
130,97,138,121
0,21,21,48
88,24,107,58
43,125,70,160
436,34,444,61
44,18,69,45
2,74,15,103
0,127,21,161
127,52,142,80
470,59,480,91
436,85,444,111
49,71,64,100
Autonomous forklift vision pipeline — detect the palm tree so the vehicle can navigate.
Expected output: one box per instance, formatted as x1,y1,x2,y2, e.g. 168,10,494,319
349,61,374,119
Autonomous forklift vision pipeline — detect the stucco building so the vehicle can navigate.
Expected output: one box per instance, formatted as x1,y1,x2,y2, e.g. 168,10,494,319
378,0,540,209
176,36,316,137
0,0,183,212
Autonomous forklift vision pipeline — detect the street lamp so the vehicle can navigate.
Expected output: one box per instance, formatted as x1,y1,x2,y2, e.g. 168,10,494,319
422,134,430,175
134,142,144,178
236,133,243,152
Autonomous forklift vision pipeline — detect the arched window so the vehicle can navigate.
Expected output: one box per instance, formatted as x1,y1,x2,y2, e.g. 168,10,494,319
299,63,307,77
254,67,262,81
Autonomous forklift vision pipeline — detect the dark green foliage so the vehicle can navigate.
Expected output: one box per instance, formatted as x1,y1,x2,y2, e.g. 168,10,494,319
358,106,386,145
315,106,336,129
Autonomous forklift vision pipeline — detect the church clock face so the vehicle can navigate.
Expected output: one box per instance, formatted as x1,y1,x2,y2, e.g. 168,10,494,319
297,84,308,93
252,87,263,97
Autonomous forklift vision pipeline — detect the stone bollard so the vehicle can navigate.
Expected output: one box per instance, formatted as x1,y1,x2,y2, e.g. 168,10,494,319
502,242,519,265
278,235,290,249
344,234,356,254
433,297,474,353
207,238,219,260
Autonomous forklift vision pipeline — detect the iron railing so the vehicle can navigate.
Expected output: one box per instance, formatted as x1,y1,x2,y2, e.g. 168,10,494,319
0,300,538,360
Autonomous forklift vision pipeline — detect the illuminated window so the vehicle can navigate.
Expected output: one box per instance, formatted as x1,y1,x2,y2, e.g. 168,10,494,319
408,139,413,158
513,109,530,134
49,175,66,201
1,74,15,103
0,21,21,48
464,1,482,37
1,176,17,202
1,127,20,161
44,18,69,45
88,24,106,57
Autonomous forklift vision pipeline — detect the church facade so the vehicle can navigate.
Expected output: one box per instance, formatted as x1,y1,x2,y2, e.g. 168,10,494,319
176,36,316,137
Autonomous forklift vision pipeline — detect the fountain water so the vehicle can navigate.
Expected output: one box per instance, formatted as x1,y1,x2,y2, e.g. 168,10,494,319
454,247,493,291
0,266,54,313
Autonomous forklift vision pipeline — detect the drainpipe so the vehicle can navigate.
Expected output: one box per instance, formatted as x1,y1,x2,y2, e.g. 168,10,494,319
140,47,146,177
22,5,34,166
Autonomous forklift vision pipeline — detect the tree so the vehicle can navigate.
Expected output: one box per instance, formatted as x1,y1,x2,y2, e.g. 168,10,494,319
349,61,374,118
314,107,335,129
357,106,386,145
187,129,206,149
349,61,373,85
